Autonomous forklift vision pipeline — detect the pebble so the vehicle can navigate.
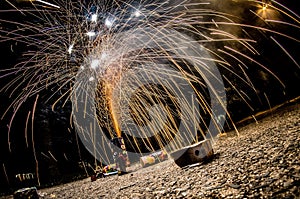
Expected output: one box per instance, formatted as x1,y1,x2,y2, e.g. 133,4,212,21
228,183,241,189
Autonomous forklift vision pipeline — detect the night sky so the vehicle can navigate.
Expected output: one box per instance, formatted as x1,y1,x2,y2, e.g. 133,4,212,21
0,0,299,195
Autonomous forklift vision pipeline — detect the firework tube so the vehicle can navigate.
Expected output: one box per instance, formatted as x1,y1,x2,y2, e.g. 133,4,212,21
140,151,168,167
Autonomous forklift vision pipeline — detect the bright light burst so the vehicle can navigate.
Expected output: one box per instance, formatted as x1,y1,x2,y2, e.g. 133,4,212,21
0,0,299,173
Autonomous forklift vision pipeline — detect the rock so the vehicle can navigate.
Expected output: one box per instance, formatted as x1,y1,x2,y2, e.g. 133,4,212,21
228,183,241,189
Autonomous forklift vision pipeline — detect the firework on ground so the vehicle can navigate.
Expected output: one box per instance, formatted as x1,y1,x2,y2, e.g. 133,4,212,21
0,0,299,174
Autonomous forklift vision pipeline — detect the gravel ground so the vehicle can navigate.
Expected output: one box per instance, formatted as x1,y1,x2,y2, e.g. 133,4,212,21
3,102,300,198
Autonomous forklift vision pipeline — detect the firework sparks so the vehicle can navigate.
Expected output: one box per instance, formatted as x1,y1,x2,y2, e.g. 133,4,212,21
0,0,299,176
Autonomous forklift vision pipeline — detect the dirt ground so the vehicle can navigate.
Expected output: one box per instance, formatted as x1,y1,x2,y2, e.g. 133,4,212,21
2,102,300,198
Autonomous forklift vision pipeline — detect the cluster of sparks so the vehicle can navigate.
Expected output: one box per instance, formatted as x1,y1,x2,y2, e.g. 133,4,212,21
0,0,299,183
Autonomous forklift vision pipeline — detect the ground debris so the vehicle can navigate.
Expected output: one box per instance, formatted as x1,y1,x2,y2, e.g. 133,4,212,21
13,103,300,199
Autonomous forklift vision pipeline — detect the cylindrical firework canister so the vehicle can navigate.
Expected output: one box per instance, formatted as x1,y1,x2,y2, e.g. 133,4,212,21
140,150,168,167
152,150,168,161
170,139,214,167
140,155,156,167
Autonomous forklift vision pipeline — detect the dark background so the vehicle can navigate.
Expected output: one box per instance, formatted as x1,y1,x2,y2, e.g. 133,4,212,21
0,0,299,195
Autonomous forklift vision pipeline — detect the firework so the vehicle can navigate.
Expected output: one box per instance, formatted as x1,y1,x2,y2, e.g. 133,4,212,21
0,0,299,177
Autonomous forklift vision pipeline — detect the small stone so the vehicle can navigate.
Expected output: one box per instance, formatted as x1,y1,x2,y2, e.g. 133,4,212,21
145,187,152,192
181,192,187,197
283,181,292,188
153,190,166,195
292,175,300,178
262,172,270,178
228,183,241,189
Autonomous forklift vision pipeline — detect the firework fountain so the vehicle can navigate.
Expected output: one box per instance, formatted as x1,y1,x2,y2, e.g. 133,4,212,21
0,0,299,185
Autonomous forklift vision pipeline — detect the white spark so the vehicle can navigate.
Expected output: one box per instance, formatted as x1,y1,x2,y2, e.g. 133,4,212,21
105,18,114,28
91,14,98,23
134,10,141,17
86,31,96,37
68,44,74,54
35,0,60,9
89,77,95,82
91,59,100,69
101,52,108,60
